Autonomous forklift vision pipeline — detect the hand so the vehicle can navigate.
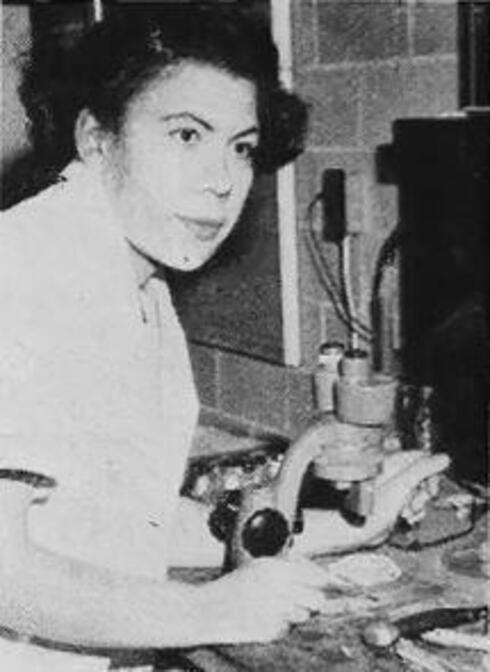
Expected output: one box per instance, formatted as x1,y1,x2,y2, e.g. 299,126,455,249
292,451,450,557
197,556,331,644
379,450,446,527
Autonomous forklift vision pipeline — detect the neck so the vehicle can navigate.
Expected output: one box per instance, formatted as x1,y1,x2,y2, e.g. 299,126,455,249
126,241,158,289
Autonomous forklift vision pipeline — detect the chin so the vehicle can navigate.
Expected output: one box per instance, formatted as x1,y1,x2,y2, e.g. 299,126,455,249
143,231,226,271
178,238,227,271
160,248,216,272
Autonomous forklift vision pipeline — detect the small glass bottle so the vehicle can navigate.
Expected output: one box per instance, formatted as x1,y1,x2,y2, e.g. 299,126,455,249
313,342,345,412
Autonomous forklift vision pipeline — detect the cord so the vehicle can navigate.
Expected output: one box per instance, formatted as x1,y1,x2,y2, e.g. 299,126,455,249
388,497,488,552
305,195,373,342
340,235,360,350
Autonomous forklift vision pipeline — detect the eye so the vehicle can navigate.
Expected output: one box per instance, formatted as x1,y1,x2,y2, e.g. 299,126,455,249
170,127,201,145
234,140,258,162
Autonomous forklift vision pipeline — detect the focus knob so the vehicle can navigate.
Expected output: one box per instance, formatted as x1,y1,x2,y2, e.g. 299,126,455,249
241,507,290,558
208,490,242,543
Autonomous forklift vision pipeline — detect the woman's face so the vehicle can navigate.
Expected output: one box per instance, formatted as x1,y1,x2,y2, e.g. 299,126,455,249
102,61,259,271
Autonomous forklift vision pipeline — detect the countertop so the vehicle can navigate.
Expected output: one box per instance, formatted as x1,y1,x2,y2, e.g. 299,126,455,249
170,479,489,672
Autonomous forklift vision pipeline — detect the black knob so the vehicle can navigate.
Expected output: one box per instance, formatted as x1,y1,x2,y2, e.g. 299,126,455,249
208,490,242,543
241,508,290,558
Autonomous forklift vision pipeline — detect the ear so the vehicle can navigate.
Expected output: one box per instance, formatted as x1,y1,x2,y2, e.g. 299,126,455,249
74,109,111,165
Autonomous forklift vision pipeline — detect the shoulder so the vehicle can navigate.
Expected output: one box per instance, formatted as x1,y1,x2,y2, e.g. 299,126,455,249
0,164,100,290
0,179,69,266
0,178,83,332
0,161,116,271
1,175,70,231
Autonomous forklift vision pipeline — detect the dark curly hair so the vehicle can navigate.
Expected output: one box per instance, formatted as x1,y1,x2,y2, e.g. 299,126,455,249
20,4,308,176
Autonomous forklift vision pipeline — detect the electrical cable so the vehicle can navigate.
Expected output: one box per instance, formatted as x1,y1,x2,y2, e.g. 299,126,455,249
388,497,488,552
305,195,373,342
305,222,368,340
340,234,360,350
308,194,373,339
306,222,372,342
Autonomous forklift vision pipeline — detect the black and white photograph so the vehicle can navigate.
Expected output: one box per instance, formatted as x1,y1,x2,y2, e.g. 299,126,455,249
1,1,488,670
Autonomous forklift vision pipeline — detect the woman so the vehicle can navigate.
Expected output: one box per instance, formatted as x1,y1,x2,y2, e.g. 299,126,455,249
0,6,448,670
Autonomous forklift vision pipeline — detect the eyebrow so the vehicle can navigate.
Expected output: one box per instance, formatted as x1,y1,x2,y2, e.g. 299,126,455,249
159,112,259,140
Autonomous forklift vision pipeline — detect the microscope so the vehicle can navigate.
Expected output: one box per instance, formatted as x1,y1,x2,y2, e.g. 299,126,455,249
217,348,398,569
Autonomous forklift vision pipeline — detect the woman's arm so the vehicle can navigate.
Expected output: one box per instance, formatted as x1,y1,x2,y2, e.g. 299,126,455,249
0,479,331,649
0,478,215,649
166,496,224,568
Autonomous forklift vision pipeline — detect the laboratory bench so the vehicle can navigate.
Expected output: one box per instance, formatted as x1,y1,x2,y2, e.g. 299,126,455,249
153,433,489,672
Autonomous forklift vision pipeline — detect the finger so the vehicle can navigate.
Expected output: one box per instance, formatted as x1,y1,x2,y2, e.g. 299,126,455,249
286,585,331,615
285,605,311,625
381,453,450,491
401,508,427,525
400,488,430,523
378,451,450,483
426,474,441,497
254,556,331,589
411,484,432,510
378,450,428,481
401,475,445,523
396,454,450,493
281,556,332,588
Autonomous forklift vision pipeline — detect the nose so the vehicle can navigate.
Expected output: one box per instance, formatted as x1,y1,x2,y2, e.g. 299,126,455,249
202,150,233,199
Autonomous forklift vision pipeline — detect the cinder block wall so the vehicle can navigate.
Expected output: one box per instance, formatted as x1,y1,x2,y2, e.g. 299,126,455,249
192,0,459,439
0,5,31,174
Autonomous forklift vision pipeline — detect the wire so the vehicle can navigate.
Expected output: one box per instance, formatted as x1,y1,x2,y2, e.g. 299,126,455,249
308,194,373,339
305,225,368,341
340,235,360,350
306,224,372,342
305,195,373,342
388,498,488,552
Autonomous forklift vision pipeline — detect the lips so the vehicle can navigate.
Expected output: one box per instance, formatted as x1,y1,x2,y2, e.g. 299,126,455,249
177,214,225,241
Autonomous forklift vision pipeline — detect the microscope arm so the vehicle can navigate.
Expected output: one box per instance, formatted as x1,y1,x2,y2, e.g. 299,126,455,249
230,420,361,567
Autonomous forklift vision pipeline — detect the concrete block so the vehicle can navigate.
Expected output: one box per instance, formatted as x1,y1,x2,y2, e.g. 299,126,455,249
324,304,350,350
298,230,328,303
295,152,325,225
197,406,258,439
291,0,317,71
412,0,458,56
401,56,459,116
218,352,289,432
371,183,399,234
286,367,316,435
361,62,410,147
1,6,31,168
317,0,409,64
188,343,218,408
299,298,324,368
299,69,359,147
361,57,458,147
